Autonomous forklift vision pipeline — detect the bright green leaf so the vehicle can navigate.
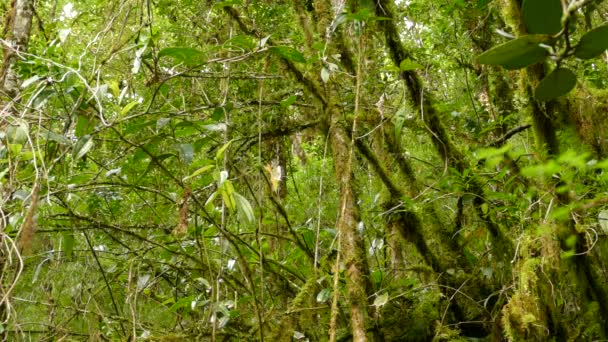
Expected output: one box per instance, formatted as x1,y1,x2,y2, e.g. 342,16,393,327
233,192,255,224
574,24,608,59
215,140,233,162
120,101,139,116
269,46,306,63
62,232,75,258
534,68,577,101
399,59,424,71
73,135,94,160
475,35,550,69
21,75,41,89
75,115,90,137
522,0,562,35
183,165,215,181
158,47,204,65
280,95,297,107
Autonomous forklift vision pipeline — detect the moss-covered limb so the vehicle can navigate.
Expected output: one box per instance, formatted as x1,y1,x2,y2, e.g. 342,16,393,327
312,0,333,40
375,0,514,263
355,137,470,270
222,6,328,107
500,0,608,333
499,1,560,156
329,125,372,341
382,123,418,189
566,88,608,159
489,124,532,147
293,0,315,51
375,0,464,169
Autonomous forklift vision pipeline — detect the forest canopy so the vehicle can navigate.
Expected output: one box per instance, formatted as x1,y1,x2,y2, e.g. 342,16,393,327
1,0,608,341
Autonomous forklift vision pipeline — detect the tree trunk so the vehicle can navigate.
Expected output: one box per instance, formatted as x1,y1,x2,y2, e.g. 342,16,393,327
329,119,371,341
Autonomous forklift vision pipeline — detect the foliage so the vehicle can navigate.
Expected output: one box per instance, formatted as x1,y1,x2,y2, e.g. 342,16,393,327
0,0,608,341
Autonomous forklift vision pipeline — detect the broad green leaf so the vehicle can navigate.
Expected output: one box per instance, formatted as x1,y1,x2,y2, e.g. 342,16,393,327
157,118,171,130
574,24,608,59
522,0,562,35
168,295,198,312
475,35,550,69
226,35,256,50
205,191,219,207
75,115,91,137
158,47,204,65
269,46,306,63
202,123,227,131
183,164,215,181
215,140,233,162
177,143,194,164
108,80,120,97
280,95,297,107
221,187,235,211
120,101,139,116
38,127,70,145
399,59,423,71
73,135,94,160
21,75,41,89
233,192,255,224
534,68,577,101
5,122,29,144
62,232,75,258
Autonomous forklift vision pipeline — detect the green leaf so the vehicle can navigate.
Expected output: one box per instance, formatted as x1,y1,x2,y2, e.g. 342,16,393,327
522,0,563,35
280,95,297,107
158,47,204,65
574,24,608,59
475,35,550,69
62,232,75,258
233,192,255,224
120,101,139,116
399,59,423,71
73,135,94,160
226,35,256,50
21,75,42,89
269,46,306,63
215,140,233,162
168,295,198,312
177,144,194,165
183,164,215,181
39,128,70,145
534,68,577,101
75,115,91,137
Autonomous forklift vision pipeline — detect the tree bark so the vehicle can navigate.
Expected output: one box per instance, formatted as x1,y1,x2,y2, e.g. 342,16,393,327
1,0,34,99
329,118,371,341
